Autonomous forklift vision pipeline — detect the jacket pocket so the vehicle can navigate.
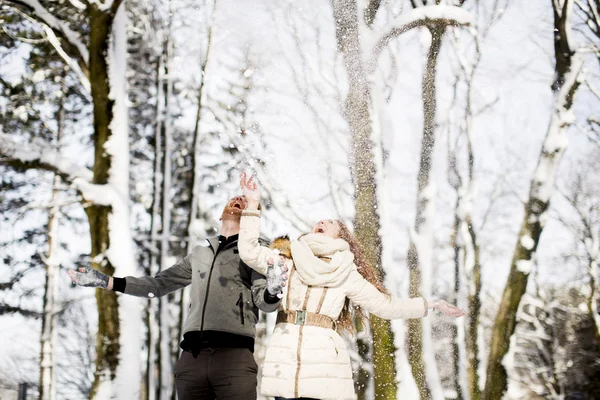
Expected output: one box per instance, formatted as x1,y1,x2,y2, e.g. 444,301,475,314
236,292,245,325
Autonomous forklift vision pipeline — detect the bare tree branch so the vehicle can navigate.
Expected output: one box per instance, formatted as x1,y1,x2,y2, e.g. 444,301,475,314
0,133,93,184
363,0,382,27
0,304,42,318
0,133,119,206
367,5,472,74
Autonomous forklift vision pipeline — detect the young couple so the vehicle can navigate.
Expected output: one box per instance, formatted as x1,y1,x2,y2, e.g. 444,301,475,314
69,173,463,400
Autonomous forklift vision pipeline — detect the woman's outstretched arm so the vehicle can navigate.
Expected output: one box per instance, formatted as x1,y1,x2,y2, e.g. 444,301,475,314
344,268,464,319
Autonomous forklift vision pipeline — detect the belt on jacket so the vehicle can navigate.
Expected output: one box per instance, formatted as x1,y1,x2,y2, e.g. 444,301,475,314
276,310,335,330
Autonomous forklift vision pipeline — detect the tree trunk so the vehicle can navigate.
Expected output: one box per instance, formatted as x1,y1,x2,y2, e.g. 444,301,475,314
159,24,175,399
451,213,465,400
406,24,445,400
588,255,600,355
39,148,61,400
450,46,482,400
464,67,482,400
353,312,371,400
87,3,142,398
39,72,66,400
331,1,397,398
482,1,582,398
465,216,481,400
146,51,166,400
87,7,121,397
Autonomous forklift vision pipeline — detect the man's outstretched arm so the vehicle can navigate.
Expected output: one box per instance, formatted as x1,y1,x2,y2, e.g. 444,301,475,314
69,255,193,298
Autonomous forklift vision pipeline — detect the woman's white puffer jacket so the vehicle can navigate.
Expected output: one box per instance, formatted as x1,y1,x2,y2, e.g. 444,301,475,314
238,213,426,400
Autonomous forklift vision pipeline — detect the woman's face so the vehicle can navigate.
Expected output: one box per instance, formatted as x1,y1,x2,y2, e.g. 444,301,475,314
312,220,340,239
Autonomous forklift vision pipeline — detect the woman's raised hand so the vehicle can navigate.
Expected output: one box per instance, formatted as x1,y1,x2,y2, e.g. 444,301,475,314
240,172,261,208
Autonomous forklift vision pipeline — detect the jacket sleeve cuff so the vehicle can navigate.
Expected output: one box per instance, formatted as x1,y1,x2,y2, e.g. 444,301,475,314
112,277,126,293
264,291,280,304
242,209,261,217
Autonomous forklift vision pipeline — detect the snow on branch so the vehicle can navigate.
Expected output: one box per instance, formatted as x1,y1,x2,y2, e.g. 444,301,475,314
0,132,116,206
42,25,91,93
0,132,92,181
6,0,90,74
366,5,472,72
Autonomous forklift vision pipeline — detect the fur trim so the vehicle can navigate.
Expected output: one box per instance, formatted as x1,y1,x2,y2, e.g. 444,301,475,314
269,235,292,259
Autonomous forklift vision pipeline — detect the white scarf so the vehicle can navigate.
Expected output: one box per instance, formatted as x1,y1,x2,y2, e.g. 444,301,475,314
290,233,355,287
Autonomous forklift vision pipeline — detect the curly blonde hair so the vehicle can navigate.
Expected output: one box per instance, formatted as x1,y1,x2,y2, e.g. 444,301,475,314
335,220,388,333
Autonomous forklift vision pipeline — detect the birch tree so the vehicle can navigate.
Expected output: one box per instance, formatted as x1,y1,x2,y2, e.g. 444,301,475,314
483,1,585,398
38,69,67,400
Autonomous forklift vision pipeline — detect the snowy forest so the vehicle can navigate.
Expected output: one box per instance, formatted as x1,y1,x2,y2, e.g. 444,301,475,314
0,0,599,399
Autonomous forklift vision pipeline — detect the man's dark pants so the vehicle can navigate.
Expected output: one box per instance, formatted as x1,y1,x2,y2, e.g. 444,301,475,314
174,347,257,400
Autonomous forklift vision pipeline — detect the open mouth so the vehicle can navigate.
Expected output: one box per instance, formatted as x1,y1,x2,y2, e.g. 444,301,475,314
316,227,325,233
233,203,242,209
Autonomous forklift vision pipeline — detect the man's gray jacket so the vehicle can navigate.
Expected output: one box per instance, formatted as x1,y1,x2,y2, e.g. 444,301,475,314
114,236,278,339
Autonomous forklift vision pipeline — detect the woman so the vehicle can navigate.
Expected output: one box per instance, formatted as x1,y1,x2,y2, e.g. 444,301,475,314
238,173,463,400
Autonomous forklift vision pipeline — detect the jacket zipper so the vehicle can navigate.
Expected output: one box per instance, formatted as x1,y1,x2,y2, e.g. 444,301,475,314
236,292,245,325
199,241,219,336
199,239,239,336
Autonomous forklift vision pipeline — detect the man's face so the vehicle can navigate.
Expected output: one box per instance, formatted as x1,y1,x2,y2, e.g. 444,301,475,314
220,196,248,221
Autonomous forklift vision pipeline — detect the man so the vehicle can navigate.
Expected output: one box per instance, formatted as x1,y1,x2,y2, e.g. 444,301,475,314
68,195,287,400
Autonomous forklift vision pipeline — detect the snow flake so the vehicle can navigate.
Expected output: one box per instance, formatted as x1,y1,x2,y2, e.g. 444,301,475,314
516,260,533,274
560,110,575,126
32,69,46,83
15,105,28,122
520,235,535,250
